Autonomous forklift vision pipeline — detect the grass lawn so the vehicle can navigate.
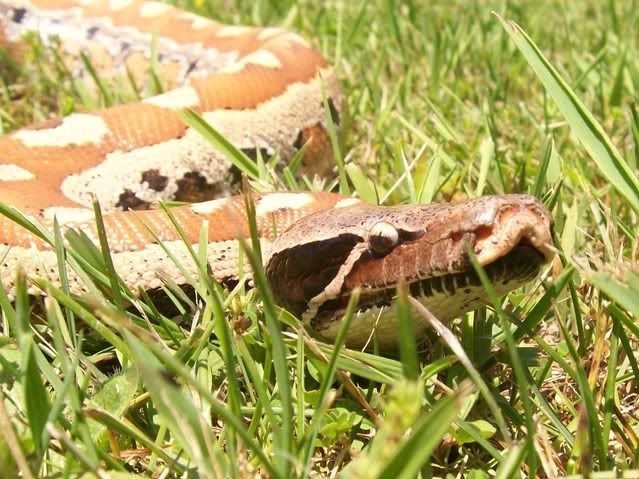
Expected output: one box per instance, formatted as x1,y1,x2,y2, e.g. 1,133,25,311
1,0,639,477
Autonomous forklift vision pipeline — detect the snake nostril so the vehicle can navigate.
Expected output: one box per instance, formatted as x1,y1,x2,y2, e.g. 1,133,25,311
474,225,494,241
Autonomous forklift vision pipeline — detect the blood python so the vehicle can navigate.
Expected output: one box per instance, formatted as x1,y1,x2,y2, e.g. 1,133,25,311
0,1,554,347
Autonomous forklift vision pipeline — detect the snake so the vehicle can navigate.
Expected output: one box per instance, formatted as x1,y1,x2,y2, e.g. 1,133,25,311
0,0,554,347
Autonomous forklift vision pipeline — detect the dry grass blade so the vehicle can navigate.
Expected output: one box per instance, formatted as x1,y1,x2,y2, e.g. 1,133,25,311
407,296,513,447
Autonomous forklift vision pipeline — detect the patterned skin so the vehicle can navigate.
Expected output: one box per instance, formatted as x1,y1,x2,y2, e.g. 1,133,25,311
0,1,554,346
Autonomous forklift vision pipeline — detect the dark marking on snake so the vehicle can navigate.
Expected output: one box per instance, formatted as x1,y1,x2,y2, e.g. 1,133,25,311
174,171,227,203
11,7,26,23
142,169,169,192
87,25,99,39
240,147,271,161
115,189,150,210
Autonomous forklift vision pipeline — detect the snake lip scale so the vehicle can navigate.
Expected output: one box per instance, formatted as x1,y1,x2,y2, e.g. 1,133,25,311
0,1,555,346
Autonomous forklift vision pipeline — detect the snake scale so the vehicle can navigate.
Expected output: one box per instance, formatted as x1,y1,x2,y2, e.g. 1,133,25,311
0,0,554,347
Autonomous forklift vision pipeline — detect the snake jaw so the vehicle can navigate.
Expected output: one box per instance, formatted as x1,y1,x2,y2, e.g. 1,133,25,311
473,201,555,269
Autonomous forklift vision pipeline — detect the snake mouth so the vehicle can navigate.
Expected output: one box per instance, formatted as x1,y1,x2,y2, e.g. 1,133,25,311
310,242,547,330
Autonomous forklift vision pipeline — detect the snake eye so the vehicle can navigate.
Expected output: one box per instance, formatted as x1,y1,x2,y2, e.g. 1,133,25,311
368,221,399,256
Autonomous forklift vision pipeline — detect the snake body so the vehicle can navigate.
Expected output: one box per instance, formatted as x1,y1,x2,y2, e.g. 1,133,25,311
0,1,554,346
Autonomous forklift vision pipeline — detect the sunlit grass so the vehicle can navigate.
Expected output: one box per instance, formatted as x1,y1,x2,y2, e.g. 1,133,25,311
1,0,638,477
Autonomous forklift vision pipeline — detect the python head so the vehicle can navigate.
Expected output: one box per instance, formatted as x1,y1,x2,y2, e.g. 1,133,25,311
265,194,554,348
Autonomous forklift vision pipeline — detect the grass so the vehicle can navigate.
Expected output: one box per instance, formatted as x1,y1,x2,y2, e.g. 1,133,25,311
1,0,639,477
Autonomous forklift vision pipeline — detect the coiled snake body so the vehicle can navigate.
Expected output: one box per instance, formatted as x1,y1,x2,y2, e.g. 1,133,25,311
0,1,554,346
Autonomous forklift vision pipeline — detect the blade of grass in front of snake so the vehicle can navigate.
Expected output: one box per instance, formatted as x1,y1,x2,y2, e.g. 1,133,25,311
277,311,401,384
396,283,418,381
133,204,205,298
52,218,78,343
0,203,106,299
0,202,52,244
241,190,293,477
92,197,125,309
42,282,135,363
320,76,349,196
138,288,183,347
408,295,513,451
377,383,473,479
277,305,443,385
467,245,537,472
178,108,260,180
300,288,361,476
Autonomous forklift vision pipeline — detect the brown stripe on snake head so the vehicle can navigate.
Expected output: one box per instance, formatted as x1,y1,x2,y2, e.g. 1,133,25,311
266,233,362,316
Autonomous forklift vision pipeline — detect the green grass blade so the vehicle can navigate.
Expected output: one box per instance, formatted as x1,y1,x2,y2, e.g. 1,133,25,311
396,284,418,380
587,271,639,317
377,382,472,479
467,246,537,472
91,197,125,309
533,134,554,197
178,108,259,180
498,16,639,214
124,332,226,476
417,148,442,204
494,444,526,479
240,193,293,477
408,296,512,449
320,76,349,195
301,289,361,474
475,136,494,197
15,271,51,456
346,163,377,203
